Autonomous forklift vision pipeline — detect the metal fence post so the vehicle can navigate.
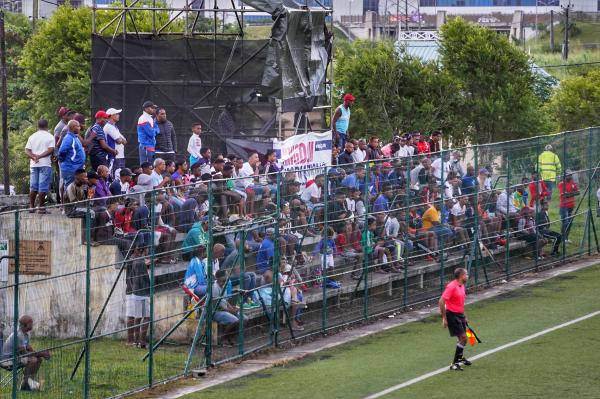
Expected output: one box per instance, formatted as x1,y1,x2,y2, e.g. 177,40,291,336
11,211,19,399
322,167,329,332
363,161,370,320
237,231,246,355
205,182,214,366
148,190,156,388
505,148,511,280
84,200,92,398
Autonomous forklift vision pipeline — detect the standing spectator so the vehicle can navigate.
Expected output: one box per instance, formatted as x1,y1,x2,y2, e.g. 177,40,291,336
558,170,580,243
331,93,355,149
395,135,414,158
87,110,117,170
53,107,71,140
25,119,54,213
538,144,562,199
0,315,50,392
187,122,203,166
429,131,442,154
528,170,550,208
110,168,133,196
104,108,127,177
155,108,177,162
137,100,159,163
58,120,86,189
125,241,151,348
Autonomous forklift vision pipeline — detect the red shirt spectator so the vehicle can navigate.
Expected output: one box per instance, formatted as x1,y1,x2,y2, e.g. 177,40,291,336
558,180,578,209
528,179,550,207
115,207,136,234
417,140,430,154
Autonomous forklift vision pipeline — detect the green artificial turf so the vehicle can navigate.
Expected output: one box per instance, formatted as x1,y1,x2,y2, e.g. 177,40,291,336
180,264,600,399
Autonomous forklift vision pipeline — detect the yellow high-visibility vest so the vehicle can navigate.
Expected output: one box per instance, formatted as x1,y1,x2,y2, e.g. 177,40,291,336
538,151,562,181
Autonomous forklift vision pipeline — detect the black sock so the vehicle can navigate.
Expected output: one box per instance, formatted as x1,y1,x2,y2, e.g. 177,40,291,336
453,343,465,364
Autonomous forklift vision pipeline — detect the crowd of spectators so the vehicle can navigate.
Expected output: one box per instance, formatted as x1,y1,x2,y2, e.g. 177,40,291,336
22,100,586,347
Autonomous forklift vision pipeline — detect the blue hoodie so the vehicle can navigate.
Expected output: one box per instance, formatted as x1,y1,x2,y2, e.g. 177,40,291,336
58,131,86,173
137,111,160,149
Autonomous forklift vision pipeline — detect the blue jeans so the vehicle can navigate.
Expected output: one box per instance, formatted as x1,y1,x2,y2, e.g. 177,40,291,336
337,133,347,150
30,166,52,193
138,145,155,164
61,169,76,190
559,207,574,240
193,284,207,297
544,181,554,199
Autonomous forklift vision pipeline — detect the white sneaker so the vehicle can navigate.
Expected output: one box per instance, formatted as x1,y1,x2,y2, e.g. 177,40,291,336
27,378,40,391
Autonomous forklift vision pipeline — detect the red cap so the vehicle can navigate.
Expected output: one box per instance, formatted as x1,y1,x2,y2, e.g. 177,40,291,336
343,93,355,102
95,110,109,119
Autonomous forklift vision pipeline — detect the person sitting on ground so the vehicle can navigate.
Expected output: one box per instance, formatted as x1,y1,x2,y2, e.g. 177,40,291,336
536,200,562,257
126,240,151,348
212,269,246,346
1,315,50,392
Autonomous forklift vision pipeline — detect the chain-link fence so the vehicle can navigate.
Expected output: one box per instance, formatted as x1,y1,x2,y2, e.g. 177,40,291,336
0,127,598,398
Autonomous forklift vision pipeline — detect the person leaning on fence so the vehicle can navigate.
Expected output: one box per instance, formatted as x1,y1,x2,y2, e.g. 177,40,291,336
25,119,55,213
0,315,50,392
538,144,562,199
125,240,151,349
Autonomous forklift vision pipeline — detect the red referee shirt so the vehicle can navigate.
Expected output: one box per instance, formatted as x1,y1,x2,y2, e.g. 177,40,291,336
442,280,466,313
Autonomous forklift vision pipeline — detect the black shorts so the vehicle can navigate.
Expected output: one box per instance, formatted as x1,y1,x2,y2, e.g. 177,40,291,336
446,311,467,337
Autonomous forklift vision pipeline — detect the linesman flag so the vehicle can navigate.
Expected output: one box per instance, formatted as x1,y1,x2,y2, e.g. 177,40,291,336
466,325,482,346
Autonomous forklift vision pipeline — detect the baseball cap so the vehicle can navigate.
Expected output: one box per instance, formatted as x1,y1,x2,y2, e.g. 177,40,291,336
565,169,573,175
343,93,355,102
106,108,122,116
142,100,157,109
119,168,133,177
95,110,109,119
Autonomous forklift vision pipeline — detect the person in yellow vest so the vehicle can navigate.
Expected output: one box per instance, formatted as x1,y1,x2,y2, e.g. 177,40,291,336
538,144,562,200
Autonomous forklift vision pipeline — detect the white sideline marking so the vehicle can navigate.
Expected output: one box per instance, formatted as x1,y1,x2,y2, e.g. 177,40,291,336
364,310,600,399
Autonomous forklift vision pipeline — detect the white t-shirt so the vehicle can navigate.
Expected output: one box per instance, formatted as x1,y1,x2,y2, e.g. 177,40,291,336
352,148,366,163
451,202,466,217
103,122,125,159
25,130,55,168
395,145,414,158
301,182,321,203
187,134,202,159
239,162,256,189
431,158,451,181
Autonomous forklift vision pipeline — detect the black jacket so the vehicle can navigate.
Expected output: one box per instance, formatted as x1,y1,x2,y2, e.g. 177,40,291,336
155,120,177,153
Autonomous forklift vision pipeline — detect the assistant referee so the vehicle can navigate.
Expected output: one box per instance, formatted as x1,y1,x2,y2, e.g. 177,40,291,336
439,268,472,371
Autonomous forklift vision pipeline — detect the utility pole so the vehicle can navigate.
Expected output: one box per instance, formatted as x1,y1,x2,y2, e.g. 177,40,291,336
32,0,39,31
0,9,8,195
550,10,555,52
562,0,572,60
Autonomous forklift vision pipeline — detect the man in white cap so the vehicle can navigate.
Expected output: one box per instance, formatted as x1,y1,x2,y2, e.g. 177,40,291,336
538,144,562,200
104,108,127,177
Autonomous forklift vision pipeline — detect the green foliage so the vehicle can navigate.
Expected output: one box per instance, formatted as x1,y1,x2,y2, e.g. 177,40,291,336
546,69,600,131
439,18,553,145
20,2,177,121
334,40,468,143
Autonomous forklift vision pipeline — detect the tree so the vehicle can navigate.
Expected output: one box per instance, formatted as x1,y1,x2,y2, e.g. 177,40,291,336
20,2,177,121
334,40,468,143
439,18,552,146
546,69,600,131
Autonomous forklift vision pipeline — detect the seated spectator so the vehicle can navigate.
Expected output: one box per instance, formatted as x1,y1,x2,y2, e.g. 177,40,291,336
408,204,437,259
537,200,562,257
431,151,451,182
387,161,407,190
449,196,470,248
444,172,462,202
93,165,111,209
394,135,414,158
314,227,340,288
183,245,209,297
172,159,190,187
256,227,276,275
92,197,134,256
338,141,355,169
214,244,259,309
422,201,454,251
154,192,177,264
110,168,133,196
212,269,246,346
516,207,547,259
86,171,98,200
461,165,477,196
373,183,393,214
450,151,465,178
336,222,363,279
477,168,492,191
181,216,209,261
239,152,271,216
409,157,432,190
1,315,50,392
125,241,151,348
258,270,304,331
64,169,93,219
512,180,528,211
496,187,519,221
197,147,212,175
151,158,171,189
301,174,325,222
341,164,366,194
